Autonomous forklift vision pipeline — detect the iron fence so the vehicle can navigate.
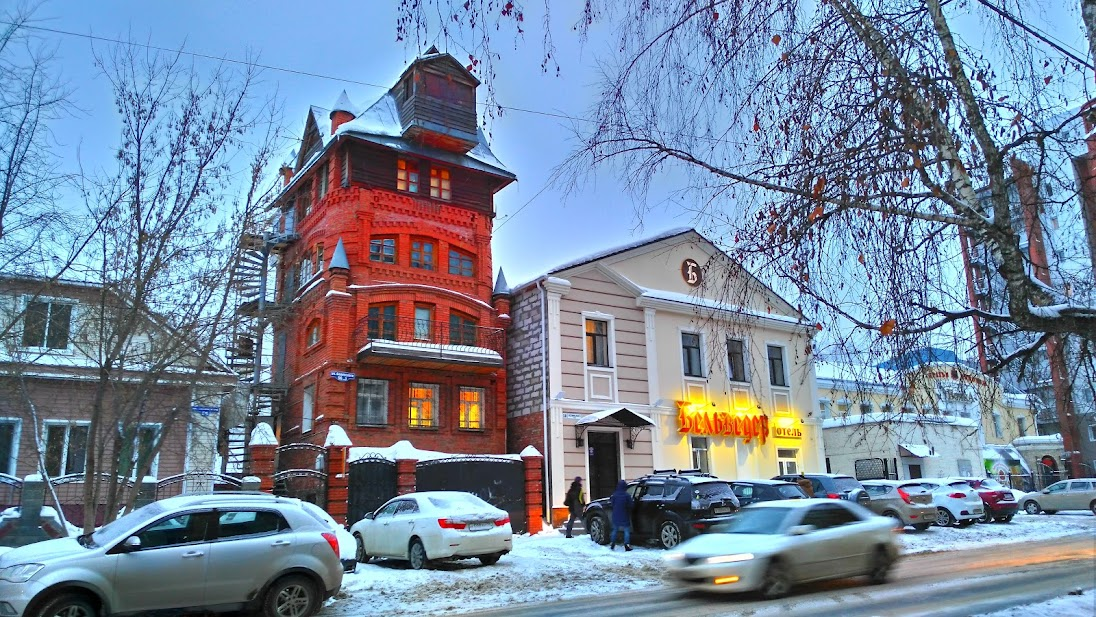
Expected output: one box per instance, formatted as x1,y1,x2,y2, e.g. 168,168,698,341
352,313,505,355
0,473,21,511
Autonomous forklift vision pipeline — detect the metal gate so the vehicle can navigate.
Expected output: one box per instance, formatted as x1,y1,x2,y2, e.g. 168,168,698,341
416,457,527,533
347,454,397,525
156,472,243,500
274,443,328,508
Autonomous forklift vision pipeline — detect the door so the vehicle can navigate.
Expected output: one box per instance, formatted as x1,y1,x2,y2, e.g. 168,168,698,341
907,464,922,479
112,511,212,613
391,499,422,557
204,509,292,606
1065,480,1093,510
369,500,401,556
1041,481,1068,509
794,503,862,579
632,481,663,536
587,431,620,500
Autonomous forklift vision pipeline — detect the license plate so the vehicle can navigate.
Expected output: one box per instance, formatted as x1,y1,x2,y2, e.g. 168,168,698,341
714,507,731,515
468,522,493,532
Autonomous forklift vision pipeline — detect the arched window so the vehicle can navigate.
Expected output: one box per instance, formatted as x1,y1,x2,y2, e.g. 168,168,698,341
306,320,322,347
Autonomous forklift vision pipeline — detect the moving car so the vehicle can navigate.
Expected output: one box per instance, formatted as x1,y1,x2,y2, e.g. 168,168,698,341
771,473,871,507
953,476,1019,523
349,491,512,569
916,478,984,526
731,479,809,507
0,493,343,617
1019,478,1096,515
663,499,900,599
583,470,740,549
860,480,937,530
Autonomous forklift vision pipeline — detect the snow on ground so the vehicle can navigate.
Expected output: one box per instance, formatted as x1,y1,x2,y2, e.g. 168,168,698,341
324,510,1096,616
975,589,1094,617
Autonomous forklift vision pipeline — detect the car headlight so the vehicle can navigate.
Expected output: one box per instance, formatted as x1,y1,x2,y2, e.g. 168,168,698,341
703,553,755,565
0,563,44,583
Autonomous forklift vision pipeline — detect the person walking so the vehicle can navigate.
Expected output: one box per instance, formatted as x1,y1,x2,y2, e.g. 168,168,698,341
797,472,815,498
608,479,634,551
563,476,585,538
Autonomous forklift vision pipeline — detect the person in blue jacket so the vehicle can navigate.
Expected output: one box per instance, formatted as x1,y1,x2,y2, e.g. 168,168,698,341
608,479,634,551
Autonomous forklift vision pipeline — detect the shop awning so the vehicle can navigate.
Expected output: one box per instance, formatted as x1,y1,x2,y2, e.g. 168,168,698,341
983,444,1031,473
898,443,937,458
574,407,655,449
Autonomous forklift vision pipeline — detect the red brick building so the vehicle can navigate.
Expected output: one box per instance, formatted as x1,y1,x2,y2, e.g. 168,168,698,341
270,49,515,455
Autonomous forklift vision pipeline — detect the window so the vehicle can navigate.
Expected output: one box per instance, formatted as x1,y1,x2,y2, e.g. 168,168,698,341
992,412,1003,439
316,162,329,200
414,306,433,341
881,403,894,414
409,383,439,428
767,345,787,387
0,419,17,475
397,159,419,192
298,183,313,219
411,240,434,270
459,387,484,429
302,384,315,433
836,399,852,416
217,510,287,539
306,320,321,347
1088,424,1096,441
356,379,388,426
690,436,710,474
315,243,325,272
777,448,799,475
1017,417,1028,437
859,402,873,415
727,338,748,382
367,304,396,340
585,319,609,367
44,422,88,476
370,237,396,264
22,300,73,349
448,249,473,276
956,459,973,476
682,332,703,377
449,312,477,346
138,513,211,549
118,423,161,478
817,399,831,419
430,167,451,200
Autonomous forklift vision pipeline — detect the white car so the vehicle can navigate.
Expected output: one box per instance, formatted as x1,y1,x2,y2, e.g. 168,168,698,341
916,478,984,526
663,499,900,599
349,491,512,569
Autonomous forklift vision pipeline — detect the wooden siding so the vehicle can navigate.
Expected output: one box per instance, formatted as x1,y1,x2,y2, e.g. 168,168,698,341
348,143,494,215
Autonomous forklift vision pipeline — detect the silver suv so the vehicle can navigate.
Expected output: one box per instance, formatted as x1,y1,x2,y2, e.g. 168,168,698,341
0,493,343,617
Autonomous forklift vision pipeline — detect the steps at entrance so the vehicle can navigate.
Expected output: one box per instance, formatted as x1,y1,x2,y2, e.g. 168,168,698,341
558,519,586,536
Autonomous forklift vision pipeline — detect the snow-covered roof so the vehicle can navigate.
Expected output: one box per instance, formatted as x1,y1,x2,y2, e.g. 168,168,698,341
519,445,542,458
250,423,278,446
898,443,937,458
328,237,349,270
516,227,693,288
1012,434,1063,446
358,340,502,366
324,424,352,447
823,411,978,429
348,439,520,463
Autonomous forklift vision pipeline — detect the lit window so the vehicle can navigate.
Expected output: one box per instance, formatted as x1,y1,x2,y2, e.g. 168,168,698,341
22,300,73,350
397,159,419,192
727,338,748,382
302,385,315,433
586,319,609,367
409,383,439,428
459,387,484,429
767,345,787,387
449,313,477,345
44,423,89,476
356,379,388,426
370,238,396,264
682,332,703,377
430,167,451,200
448,249,473,277
306,321,321,347
411,240,434,270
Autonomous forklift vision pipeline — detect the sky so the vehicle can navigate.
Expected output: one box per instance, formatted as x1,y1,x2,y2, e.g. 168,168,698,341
14,0,1094,289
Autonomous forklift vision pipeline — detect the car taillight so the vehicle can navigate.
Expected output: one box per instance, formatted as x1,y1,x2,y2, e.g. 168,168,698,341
494,516,510,527
321,532,339,557
948,492,966,499
897,488,912,504
826,493,840,499
438,518,467,530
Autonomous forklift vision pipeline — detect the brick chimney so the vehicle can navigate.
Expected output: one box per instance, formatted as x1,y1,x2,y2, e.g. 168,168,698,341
279,165,293,186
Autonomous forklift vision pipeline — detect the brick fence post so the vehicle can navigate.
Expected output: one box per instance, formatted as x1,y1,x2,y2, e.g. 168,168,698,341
326,445,349,525
396,458,417,495
134,476,158,509
249,423,279,494
521,446,544,535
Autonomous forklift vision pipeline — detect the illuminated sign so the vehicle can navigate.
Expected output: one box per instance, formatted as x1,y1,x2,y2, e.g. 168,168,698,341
923,369,987,388
676,401,769,445
773,426,802,439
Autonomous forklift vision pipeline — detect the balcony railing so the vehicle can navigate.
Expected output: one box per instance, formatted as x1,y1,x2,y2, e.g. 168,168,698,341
353,314,505,359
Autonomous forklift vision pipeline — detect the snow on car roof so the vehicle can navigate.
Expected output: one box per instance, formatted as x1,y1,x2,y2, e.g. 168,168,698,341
742,497,837,509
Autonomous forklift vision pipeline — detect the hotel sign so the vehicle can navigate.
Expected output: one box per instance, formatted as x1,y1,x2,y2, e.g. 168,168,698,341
773,426,802,439
676,401,769,445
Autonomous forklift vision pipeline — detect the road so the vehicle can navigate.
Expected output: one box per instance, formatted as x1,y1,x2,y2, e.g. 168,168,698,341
466,534,1096,617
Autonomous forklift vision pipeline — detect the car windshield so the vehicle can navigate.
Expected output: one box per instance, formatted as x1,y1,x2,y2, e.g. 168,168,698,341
710,507,792,535
776,485,806,498
90,501,168,547
693,482,736,500
832,477,863,492
428,494,493,512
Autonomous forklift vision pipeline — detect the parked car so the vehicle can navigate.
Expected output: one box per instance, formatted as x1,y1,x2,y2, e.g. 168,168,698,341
663,499,900,599
860,480,937,530
771,473,871,507
916,478,984,526
349,491,512,570
953,476,1019,523
1019,478,1096,515
732,479,809,507
583,471,740,549
0,493,343,617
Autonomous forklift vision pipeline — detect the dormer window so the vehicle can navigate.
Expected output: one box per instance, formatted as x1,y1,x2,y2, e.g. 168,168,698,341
430,167,451,200
397,159,419,193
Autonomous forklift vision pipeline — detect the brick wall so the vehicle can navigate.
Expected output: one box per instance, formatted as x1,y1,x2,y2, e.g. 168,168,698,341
505,285,544,419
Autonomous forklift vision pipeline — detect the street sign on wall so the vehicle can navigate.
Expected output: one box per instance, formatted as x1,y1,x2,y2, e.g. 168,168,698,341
330,371,356,382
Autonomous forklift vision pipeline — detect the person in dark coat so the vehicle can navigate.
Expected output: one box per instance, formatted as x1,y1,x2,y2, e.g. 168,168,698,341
563,476,585,538
608,479,634,551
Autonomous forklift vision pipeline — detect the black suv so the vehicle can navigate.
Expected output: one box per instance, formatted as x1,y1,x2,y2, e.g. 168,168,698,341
582,470,740,549
731,479,809,506
772,473,870,506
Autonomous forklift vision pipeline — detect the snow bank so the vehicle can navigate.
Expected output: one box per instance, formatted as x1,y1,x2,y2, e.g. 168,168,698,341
250,423,278,446
324,424,353,447
348,440,521,464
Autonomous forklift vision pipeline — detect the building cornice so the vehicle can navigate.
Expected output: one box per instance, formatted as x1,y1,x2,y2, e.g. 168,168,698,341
635,295,811,334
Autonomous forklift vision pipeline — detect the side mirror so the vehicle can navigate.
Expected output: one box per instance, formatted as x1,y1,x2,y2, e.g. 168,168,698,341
123,536,142,551
787,525,815,536
365,512,375,520
1041,489,1050,494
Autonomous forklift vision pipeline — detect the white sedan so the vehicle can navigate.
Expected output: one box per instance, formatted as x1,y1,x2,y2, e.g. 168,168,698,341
917,478,984,526
663,499,900,599
349,491,513,569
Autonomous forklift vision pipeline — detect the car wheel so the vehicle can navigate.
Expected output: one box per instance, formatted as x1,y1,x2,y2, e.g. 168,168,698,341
1024,500,1041,515
913,523,931,531
882,511,904,529
478,553,502,566
263,575,318,617
759,560,792,600
658,519,683,549
409,539,430,570
935,507,955,527
995,515,1014,523
977,509,992,524
586,514,610,545
35,592,99,617
354,533,370,564
1090,500,1096,516
867,546,894,584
